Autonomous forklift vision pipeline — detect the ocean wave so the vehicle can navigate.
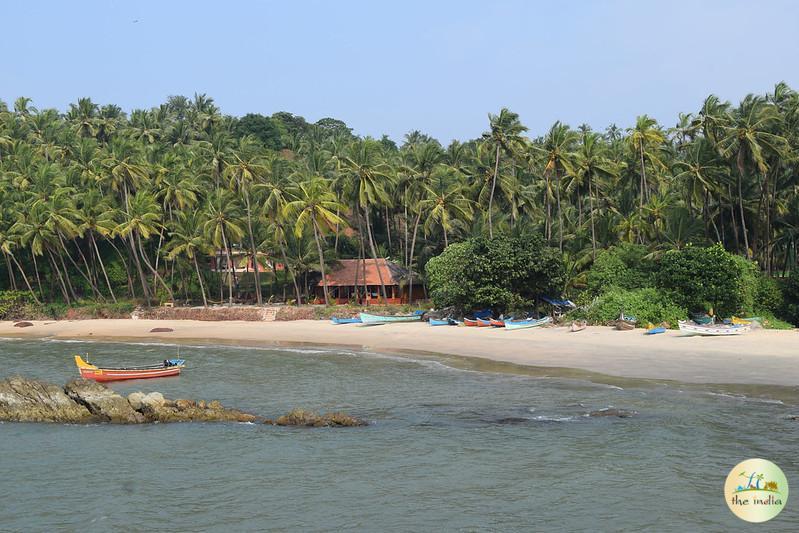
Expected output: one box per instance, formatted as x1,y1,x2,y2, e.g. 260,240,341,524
531,415,578,422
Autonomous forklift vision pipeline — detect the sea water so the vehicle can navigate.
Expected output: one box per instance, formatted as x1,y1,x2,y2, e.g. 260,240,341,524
0,339,797,531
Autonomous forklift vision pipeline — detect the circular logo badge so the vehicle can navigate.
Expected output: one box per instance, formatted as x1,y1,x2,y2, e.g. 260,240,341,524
725,458,788,522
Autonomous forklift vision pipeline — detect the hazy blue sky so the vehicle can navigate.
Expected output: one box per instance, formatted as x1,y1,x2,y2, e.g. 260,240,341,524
2,0,798,142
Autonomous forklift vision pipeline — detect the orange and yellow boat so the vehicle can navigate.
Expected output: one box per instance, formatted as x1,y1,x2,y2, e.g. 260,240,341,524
74,355,185,382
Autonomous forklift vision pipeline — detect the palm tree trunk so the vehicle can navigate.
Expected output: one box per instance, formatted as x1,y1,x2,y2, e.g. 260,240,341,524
363,207,388,302
47,248,71,304
90,233,116,303
31,248,43,301
9,252,40,305
588,178,597,259
737,165,750,258
58,234,102,300
4,252,17,290
488,144,500,238
385,205,392,252
556,168,563,251
545,174,552,241
193,255,208,307
407,210,422,304
55,248,79,301
128,234,152,301
243,191,263,305
220,231,234,305
277,231,302,305
106,238,134,298
311,219,330,305
136,232,174,301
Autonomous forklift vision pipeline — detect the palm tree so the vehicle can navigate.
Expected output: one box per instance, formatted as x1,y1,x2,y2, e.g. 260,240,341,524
717,95,789,260
483,108,527,238
337,139,393,301
419,170,473,248
626,115,665,210
570,132,618,257
203,190,245,305
284,177,345,305
167,211,210,306
537,122,578,250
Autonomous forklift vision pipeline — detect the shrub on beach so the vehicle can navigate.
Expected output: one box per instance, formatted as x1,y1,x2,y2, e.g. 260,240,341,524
655,244,750,317
585,243,654,296
581,287,687,327
425,234,565,313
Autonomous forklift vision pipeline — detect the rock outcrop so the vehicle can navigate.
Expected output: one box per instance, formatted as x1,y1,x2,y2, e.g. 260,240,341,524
274,408,367,427
0,376,93,423
0,376,366,427
64,378,145,423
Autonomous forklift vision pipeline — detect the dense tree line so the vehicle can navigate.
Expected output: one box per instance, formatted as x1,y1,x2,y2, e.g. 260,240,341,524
1,84,798,307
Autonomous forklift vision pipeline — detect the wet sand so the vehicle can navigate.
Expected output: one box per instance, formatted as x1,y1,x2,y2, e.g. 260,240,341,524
1,319,797,386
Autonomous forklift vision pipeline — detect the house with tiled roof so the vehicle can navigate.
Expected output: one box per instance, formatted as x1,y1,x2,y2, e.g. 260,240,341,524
314,258,422,304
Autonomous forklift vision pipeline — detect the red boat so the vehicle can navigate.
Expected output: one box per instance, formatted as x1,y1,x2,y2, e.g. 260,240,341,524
475,318,492,327
74,355,185,382
490,319,505,327
463,318,479,327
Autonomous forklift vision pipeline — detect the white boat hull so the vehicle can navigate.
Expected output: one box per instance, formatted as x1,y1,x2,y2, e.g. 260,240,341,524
678,321,750,336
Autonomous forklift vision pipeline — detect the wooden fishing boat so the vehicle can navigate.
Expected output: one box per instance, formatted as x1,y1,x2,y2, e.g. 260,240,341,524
475,317,492,327
490,318,506,327
505,316,552,331
569,320,587,332
331,317,362,324
359,312,423,325
429,318,454,326
644,322,666,335
731,316,759,325
615,312,637,330
463,318,479,327
75,355,185,382
678,320,750,336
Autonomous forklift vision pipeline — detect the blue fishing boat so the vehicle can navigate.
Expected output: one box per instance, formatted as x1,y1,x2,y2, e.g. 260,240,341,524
429,318,455,326
331,317,362,324
359,312,423,325
644,322,666,335
504,316,552,330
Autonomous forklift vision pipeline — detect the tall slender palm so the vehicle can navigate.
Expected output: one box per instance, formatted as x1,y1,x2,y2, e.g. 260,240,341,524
536,122,578,250
483,108,527,237
626,115,665,210
283,177,345,305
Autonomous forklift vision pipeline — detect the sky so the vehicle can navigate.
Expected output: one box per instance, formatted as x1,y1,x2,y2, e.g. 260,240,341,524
2,0,798,143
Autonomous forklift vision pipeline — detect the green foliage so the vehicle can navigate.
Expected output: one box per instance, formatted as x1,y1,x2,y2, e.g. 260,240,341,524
581,287,687,327
0,290,30,319
656,244,747,317
426,234,565,312
754,273,783,313
586,243,653,295
780,270,799,325
234,114,283,150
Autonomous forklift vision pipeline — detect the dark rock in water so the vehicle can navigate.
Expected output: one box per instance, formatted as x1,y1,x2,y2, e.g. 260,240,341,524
149,327,174,333
64,379,145,424
587,408,637,418
274,408,367,427
485,416,531,425
0,376,92,423
13,321,33,328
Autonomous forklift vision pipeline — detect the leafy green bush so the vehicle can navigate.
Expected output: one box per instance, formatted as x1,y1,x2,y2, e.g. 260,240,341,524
656,244,750,317
581,287,687,327
585,243,653,296
426,234,565,313
754,274,783,314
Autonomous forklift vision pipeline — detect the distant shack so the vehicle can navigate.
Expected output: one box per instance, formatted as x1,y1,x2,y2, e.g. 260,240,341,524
315,258,422,304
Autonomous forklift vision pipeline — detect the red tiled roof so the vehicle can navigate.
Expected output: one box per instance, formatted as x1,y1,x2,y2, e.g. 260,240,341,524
318,258,408,287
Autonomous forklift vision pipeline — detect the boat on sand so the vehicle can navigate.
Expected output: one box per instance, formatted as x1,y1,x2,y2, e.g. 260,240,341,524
677,321,750,336
359,312,422,325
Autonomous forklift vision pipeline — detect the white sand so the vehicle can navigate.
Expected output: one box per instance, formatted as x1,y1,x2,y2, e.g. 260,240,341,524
1,319,797,386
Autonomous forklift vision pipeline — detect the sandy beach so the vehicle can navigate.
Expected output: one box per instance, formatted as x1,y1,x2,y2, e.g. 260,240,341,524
1,319,797,386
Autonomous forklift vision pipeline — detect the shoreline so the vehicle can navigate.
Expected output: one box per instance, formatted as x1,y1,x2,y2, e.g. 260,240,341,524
1,319,798,390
